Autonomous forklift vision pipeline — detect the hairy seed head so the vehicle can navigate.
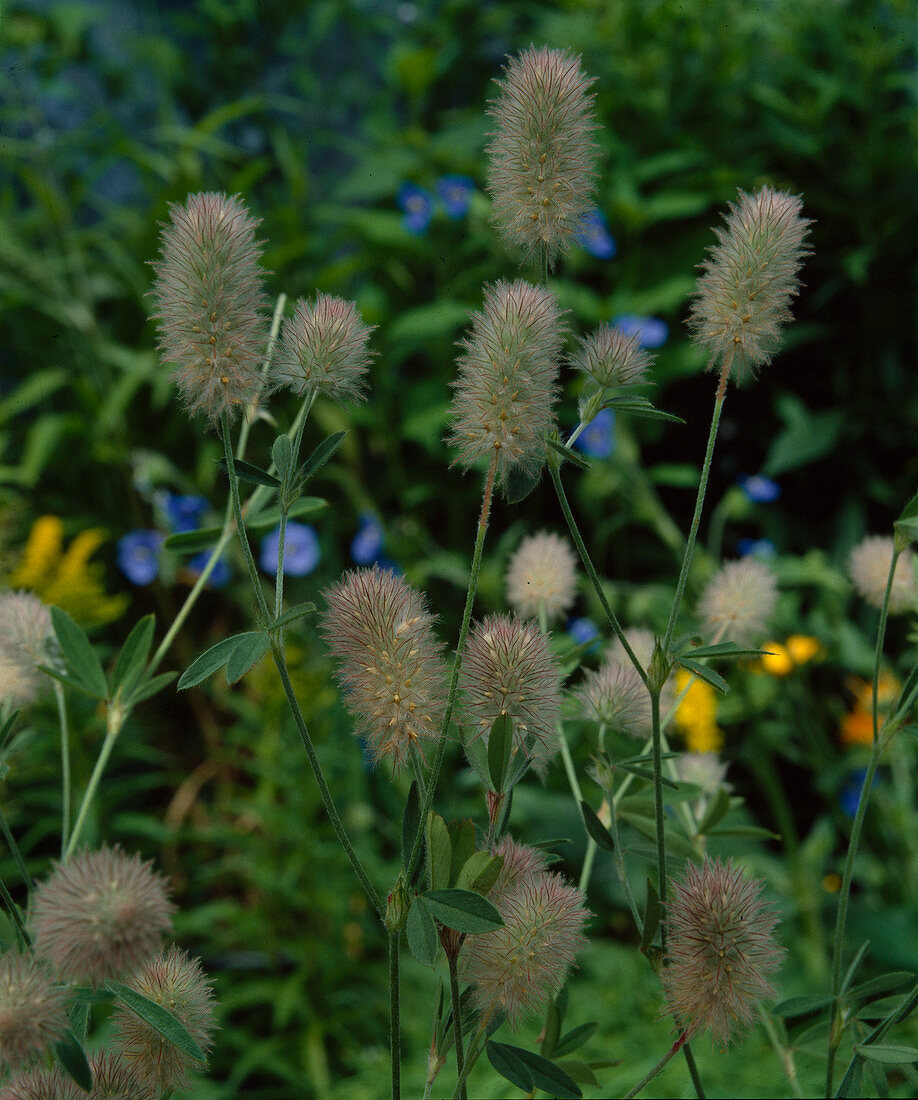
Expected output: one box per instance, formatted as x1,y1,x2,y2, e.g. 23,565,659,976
490,836,549,897
688,186,812,383
848,535,917,614
663,858,783,1045
447,280,565,485
321,566,449,771
697,559,777,646
486,46,599,268
577,657,651,738
1,1066,77,1099
461,862,589,1026
460,615,561,771
112,946,216,1095
0,591,53,708
506,531,577,622
149,191,270,424
271,293,375,405
0,952,68,1071
31,845,174,985
570,324,653,419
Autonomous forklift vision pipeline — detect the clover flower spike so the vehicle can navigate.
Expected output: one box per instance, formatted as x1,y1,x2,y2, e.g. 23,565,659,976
848,535,917,614
505,530,577,622
0,952,68,1070
697,558,778,646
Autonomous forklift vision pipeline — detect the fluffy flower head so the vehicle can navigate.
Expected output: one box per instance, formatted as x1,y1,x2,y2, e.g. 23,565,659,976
271,293,375,405
663,858,783,1044
447,279,565,485
505,531,577,622
112,946,215,1094
150,191,270,424
571,324,653,404
460,615,561,770
688,186,811,383
848,535,917,614
486,46,599,267
0,591,53,708
31,845,174,985
577,657,650,738
321,566,448,770
697,558,777,646
461,863,589,1026
0,952,68,1070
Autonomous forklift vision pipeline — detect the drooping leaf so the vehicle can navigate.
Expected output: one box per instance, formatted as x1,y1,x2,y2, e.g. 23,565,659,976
54,1029,93,1090
51,607,108,699
580,802,615,853
487,1041,582,1098
676,656,730,694
224,632,270,684
422,889,503,933
406,897,438,967
109,982,205,1063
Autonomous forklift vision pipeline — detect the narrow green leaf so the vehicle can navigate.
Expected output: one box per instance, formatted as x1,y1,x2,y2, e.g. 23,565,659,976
177,635,248,690
616,763,681,789
681,641,771,660
855,1043,918,1065
54,1029,93,1090
406,897,439,967
126,671,177,707
840,940,871,995
487,1040,533,1091
893,516,918,543
225,632,270,684
425,812,452,892
0,709,21,752
543,1000,561,1057
556,1059,600,1087
111,614,155,696
707,824,780,840
272,434,293,478
270,602,317,630
448,821,476,887
548,437,591,470
51,607,108,699
606,396,684,424
847,973,916,1004
580,802,615,853
163,526,223,554
300,431,347,483
641,879,661,953
552,1022,598,1059
696,787,731,835
401,781,421,868
772,994,834,1018
487,713,513,792
216,456,280,487
676,656,730,694
38,666,107,701
246,497,328,531
836,1057,864,1098
896,489,918,524
422,889,503,933
109,981,205,1063
488,1041,582,1098
455,851,503,895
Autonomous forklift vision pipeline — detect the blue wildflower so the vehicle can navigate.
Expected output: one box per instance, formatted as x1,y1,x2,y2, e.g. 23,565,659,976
840,767,877,818
738,474,781,503
436,175,475,219
568,617,600,653
575,208,616,259
397,183,435,233
737,538,777,558
117,530,163,585
351,515,385,566
613,315,669,348
188,550,231,589
574,408,615,459
165,494,208,533
260,522,321,577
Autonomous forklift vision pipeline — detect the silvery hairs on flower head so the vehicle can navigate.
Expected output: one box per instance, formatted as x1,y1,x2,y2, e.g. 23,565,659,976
150,191,270,425
486,45,599,269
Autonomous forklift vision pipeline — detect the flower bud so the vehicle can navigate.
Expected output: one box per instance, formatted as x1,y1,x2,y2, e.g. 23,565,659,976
688,187,812,383
150,191,270,424
570,324,653,420
486,46,599,268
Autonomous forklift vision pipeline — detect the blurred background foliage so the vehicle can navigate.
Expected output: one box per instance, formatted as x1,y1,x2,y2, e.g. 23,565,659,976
0,0,915,1096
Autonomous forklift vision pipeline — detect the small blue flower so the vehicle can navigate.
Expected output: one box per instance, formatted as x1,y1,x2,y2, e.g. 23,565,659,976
351,515,384,566
613,315,669,348
575,208,616,260
260,522,320,577
397,183,435,233
165,494,208,533
436,175,475,219
568,617,601,654
738,474,781,503
840,768,877,818
374,556,401,575
188,550,231,589
117,530,163,585
574,408,615,459
737,538,777,558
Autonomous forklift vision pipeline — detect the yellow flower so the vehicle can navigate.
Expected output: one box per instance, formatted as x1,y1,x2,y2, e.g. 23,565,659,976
752,634,823,676
674,669,724,753
839,672,901,747
785,635,822,665
759,642,794,677
7,516,126,627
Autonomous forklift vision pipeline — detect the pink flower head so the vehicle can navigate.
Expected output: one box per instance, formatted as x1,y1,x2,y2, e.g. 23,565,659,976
0,952,68,1070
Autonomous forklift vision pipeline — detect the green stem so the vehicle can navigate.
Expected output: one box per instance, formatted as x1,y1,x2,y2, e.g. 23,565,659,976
389,930,401,1100
449,955,467,1100
606,788,642,932
64,705,124,859
649,689,668,938
661,356,730,658
221,411,272,626
623,1030,688,1099
760,1008,804,1098
274,508,289,620
407,451,498,879
55,682,71,856
0,874,29,947
825,547,899,1094
0,806,32,890
272,649,383,917
548,460,647,685
451,1021,487,1100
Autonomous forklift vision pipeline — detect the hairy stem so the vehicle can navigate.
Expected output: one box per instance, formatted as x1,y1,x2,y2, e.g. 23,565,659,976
390,930,401,1100
449,955,467,1100
65,705,124,859
624,1030,688,1099
55,682,71,856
